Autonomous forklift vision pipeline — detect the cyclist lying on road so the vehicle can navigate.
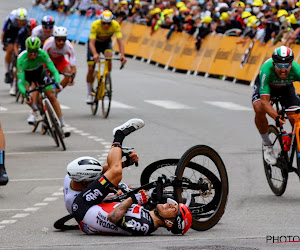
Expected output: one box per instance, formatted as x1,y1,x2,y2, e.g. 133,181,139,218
64,152,138,214
252,45,300,165
17,36,71,137
71,118,192,235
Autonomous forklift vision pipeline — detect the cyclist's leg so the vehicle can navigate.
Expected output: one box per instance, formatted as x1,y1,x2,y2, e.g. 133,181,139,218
103,41,113,72
4,43,14,82
86,40,98,103
0,121,8,185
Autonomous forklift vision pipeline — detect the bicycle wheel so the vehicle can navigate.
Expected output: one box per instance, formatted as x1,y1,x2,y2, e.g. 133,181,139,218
263,125,288,196
45,99,66,151
140,159,180,186
101,72,112,118
91,86,99,116
175,145,229,231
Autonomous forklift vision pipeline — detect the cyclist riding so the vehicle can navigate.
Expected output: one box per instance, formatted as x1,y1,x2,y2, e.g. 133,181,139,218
252,45,300,165
71,118,192,235
43,26,77,88
17,36,71,137
32,16,56,45
85,10,127,104
9,18,38,96
1,8,28,84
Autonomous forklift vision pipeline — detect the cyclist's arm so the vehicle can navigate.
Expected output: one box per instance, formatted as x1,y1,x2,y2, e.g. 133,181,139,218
261,95,279,120
43,52,60,84
116,37,125,59
89,38,98,58
107,197,133,224
16,57,27,96
89,21,99,59
67,41,77,74
13,42,19,56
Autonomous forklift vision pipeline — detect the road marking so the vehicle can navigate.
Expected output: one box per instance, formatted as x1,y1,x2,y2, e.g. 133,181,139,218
145,100,194,109
24,207,41,212
4,130,30,134
52,192,63,196
6,149,104,155
0,106,8,111
111,100,135,109
11,214,29,218
60,105,70,110
9,178,64,182
0,209,26,211
34,203,48,206
0,220,17,224
203,101,252,111
43,197,58,202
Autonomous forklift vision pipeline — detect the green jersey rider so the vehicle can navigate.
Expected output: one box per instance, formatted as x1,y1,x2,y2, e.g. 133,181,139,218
17,36,71,137
252,45,300,165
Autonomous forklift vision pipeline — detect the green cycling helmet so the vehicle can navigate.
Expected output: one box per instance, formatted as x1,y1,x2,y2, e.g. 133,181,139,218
25,36,41,51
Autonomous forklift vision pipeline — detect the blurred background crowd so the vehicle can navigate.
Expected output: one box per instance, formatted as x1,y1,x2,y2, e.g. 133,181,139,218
33,0,300,50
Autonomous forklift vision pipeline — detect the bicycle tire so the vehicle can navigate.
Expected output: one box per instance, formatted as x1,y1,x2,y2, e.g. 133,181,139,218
45,99,66,151
140,159,180,186
91,87,99,116
101,72,112,118
175,145,229,231
263,125,288,196
53,214,78,231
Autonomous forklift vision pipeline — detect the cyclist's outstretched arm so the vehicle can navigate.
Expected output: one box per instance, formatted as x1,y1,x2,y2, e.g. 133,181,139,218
261,95,285,126
107,197,133,224
116,38,126,65
43,52,60,84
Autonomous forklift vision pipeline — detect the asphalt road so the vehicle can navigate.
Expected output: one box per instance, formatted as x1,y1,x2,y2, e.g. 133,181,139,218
1,2,300,250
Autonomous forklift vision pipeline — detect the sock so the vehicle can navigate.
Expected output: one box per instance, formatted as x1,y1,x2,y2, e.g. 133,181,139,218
261,132,272,145
5,62,8,72
112,130,125,148
87,82,92,95
0,151,6,174
32,103,38,111
59,116,65,126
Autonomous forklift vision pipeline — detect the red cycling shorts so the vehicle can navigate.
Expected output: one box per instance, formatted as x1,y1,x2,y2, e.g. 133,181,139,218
50,56,70,72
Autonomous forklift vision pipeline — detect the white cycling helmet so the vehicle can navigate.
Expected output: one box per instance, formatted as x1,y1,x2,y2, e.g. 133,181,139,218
16,8,28,21
53,26,68,37
67,156,103,182
100,10,114,22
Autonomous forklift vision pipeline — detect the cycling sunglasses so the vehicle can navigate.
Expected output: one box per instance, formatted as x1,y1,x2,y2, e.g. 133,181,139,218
56,37,66,42
43,25,53,29
102,22,112,25
274,63,292,69
27,49,39,53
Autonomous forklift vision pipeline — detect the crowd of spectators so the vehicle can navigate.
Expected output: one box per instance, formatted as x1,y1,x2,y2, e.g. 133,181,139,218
33,0,300,50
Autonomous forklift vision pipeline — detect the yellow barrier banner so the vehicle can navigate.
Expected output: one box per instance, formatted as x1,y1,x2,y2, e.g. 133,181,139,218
172,33,197,70
197,35,223,73
135,28,161,60
235,41,267,82
124,24,148,56
150,28,174,65
208,36,246,77
113,22,133,52
168,33,189,69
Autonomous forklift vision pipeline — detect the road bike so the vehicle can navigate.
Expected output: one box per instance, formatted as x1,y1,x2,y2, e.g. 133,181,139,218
54,145,229,232
90,58,123,118
263,97,300,196
26,79,66,151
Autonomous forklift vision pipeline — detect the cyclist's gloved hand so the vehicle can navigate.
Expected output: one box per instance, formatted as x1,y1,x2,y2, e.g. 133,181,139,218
131,190,148,205
55,83,63,93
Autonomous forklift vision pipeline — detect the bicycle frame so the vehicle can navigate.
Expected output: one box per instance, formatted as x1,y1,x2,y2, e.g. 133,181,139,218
95,60,109,101
41,91,61,129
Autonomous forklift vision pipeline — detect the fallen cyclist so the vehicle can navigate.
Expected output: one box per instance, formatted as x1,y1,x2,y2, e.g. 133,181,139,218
70,118,192,235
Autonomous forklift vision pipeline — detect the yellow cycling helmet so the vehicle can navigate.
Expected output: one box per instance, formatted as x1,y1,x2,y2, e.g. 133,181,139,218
277,9,289,18
220,12,229,21
241,11,252,19
176,2,185,8
247,15,259,27
252,0,263,6
287,14,297,24
201,16,212,23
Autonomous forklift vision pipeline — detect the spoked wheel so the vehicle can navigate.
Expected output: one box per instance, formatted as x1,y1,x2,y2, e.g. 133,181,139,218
44,119,59,147
101,73,112,118
91,90,99,116
263,125,288,196
175,145,229,231
45,100,66,151
140,159,180,185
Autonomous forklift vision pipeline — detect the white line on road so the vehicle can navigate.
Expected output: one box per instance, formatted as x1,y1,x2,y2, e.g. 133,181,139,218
9,178,64,182
34,203,48,206
4,130,29,134
111,100,135,109
11,214,29,218
204,101,252,111
43,197,58,202
52,192,63,196
0,220,17,224
0,106,8,111
6,149,104,155
60,105,70,109
145,100,194,109
24,207,41,212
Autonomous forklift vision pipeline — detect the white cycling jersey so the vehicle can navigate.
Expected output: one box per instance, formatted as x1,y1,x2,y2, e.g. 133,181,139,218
32,25,56,44
43,37,76,66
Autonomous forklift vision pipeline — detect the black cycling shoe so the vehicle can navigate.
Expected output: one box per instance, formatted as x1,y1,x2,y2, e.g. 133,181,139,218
5,72,12,84
0,167,8,186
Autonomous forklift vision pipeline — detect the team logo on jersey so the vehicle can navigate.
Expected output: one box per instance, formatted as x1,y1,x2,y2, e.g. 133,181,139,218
99,177,106,185
84,189,103,201
72,203,78,212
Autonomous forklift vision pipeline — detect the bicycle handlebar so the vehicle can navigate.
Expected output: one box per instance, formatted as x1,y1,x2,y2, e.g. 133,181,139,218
98,57,125,70
25,80,59,101
122,147,138,167
59,72,76,83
